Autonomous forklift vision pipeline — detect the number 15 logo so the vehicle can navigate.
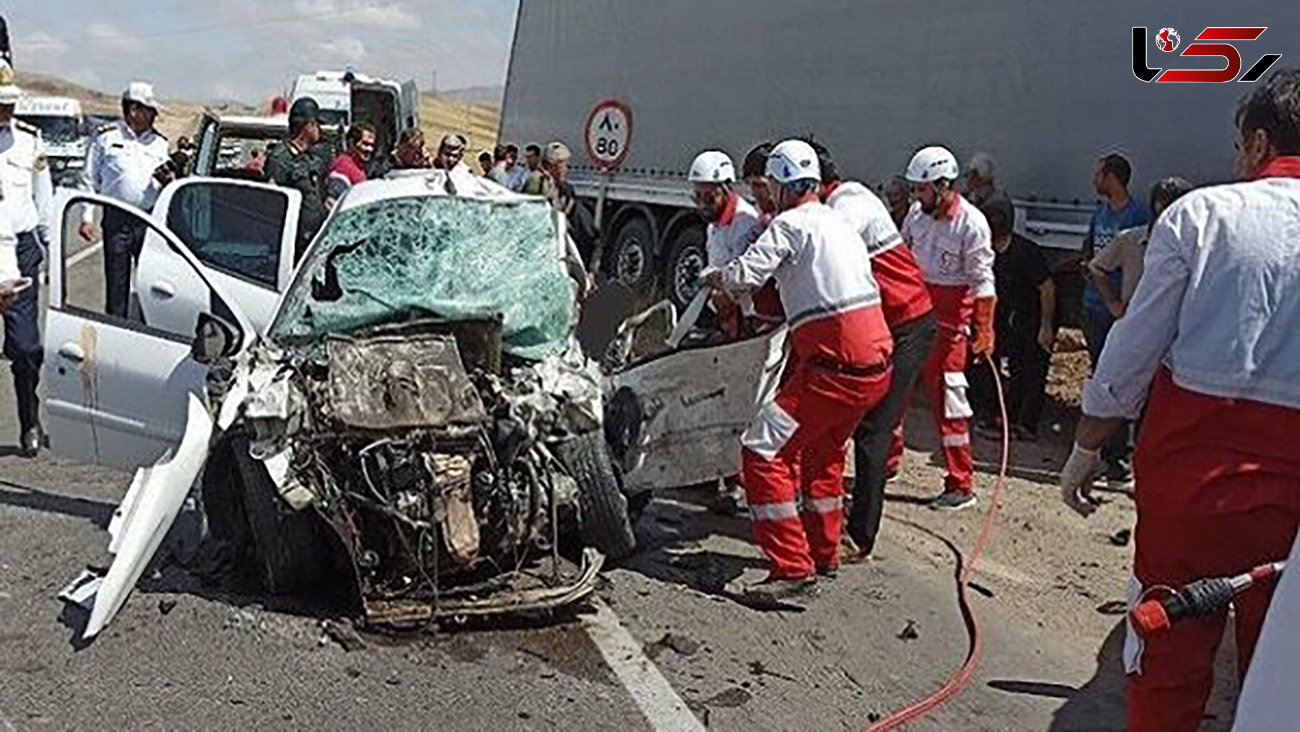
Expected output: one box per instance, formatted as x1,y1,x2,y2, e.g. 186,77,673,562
1133,26,1282,83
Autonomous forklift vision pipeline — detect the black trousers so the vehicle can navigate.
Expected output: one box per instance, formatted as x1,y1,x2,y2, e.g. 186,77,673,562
1006,336,1050,434
1083,309,1132,476
102,208,147,319
848,313,937,555
4,232,44,432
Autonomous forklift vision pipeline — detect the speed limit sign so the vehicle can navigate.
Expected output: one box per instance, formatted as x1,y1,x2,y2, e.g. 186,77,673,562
584,99,633,170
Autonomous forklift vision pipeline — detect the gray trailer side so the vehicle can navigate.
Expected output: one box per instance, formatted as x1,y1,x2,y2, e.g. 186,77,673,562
501,0,1298,308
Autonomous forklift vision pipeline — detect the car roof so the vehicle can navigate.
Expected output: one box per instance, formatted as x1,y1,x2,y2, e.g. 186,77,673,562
336,166,550,212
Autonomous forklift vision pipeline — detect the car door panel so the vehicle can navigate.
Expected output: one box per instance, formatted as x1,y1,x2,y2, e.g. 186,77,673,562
150,178,300,335
44,189,251,471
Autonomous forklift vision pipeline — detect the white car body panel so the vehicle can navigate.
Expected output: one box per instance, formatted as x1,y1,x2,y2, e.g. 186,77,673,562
149,178,301,334
1232,532,1300,731
611,328,788,493
83,394,214,639
44,189,254,471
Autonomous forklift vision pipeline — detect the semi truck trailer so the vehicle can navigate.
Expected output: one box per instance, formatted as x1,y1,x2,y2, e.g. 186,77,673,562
499,0,1298,310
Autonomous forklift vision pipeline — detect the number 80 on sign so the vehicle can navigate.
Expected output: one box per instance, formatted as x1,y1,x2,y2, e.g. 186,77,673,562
584,99,633,170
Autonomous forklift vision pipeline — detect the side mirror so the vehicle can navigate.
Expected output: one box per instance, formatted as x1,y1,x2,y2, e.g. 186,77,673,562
192,313,240,364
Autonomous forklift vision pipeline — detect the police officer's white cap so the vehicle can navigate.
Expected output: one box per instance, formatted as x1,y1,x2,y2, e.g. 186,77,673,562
123,81,162,111
0,62,21,106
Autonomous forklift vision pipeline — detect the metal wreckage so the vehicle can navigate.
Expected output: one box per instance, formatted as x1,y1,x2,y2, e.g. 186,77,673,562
72,178,648,637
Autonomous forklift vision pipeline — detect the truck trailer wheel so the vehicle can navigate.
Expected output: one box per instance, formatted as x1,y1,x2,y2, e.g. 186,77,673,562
554,432,637,561
611,216,656,292
665,224,707,311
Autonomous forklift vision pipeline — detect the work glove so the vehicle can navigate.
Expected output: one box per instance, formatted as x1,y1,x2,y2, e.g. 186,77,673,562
1060,443,1103,517
972,296,997,356
698,266,724,291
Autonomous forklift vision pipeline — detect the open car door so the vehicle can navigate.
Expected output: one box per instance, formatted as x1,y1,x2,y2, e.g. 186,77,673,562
149,178,300,334
43,189,253,472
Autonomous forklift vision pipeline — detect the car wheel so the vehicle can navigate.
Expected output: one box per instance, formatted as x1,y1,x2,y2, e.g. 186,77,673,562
554,431,637,560
611,215,656,291
665,225,707,311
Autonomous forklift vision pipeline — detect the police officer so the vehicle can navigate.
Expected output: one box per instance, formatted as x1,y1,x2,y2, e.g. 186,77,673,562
78,82,172,318
265,98,330,258
0,62,54,457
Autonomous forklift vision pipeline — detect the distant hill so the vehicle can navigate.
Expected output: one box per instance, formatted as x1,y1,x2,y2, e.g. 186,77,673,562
440,84,505,109
14,71,501,152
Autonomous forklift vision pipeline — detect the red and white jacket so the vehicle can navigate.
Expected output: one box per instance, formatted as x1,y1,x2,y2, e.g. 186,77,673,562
706,191,762,269
825,181,933,328
901,195,995,326
720,201,891,367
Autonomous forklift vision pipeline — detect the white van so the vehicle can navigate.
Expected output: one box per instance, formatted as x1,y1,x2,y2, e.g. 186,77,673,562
290,70,418,168
15,96,85,186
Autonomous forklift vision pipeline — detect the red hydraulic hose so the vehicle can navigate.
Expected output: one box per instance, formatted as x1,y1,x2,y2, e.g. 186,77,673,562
861,352,1011,731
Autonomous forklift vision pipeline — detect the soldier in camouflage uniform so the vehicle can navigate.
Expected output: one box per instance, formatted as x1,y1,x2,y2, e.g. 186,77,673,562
265,97,331,259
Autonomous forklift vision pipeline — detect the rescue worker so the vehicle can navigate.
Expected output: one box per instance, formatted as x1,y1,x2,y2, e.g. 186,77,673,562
1059,68,1300,732
265,98,331,259
77,82,172,319
689,150,761,339
703,140,893,602
0,63,53,457
736,141,784,328
899,146,997,510
810,142,936,556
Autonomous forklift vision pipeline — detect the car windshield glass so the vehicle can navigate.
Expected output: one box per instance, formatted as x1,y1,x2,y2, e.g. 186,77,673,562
18,115,80,144
268,195,574,360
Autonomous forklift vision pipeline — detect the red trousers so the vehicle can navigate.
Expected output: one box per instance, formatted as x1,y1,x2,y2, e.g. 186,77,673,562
742,362,891,579
1127,370,1300,732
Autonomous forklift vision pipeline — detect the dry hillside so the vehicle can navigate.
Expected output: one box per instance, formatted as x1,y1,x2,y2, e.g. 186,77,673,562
14,71,500,152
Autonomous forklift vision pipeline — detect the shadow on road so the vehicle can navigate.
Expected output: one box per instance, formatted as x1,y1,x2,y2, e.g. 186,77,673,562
0,480,116,526
622,491,766,596
988,620,1128,732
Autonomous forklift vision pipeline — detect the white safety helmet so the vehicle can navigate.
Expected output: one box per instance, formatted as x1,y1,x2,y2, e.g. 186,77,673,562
766,139,821,185
905,146,960,184
688,150,736,184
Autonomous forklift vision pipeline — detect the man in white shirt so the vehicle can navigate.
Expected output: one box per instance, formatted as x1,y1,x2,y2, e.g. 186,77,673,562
0,62,53,456
687,150,762,338
1059,68,1300,732
78,82,173,318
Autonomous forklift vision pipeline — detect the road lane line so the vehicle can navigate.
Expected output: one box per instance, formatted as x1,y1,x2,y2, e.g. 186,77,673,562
583,599,706,732
66,242,103,270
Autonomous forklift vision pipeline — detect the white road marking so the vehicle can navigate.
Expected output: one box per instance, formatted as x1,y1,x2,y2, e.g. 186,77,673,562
66,242,103,270
583,599,706,732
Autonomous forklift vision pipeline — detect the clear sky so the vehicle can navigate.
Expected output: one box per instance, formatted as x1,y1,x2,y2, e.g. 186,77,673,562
6,0,518,103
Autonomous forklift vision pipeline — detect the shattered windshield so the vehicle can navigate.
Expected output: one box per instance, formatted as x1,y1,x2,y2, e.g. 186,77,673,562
268,195,575,360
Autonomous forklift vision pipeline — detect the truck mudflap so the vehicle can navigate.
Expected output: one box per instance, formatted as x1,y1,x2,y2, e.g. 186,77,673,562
360,548,605,626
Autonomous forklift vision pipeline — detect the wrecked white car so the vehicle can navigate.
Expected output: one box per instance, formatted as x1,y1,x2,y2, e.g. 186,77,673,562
47,171,637,637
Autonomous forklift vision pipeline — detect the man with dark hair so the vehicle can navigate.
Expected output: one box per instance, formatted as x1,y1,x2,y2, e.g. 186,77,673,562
810,140,935,554
741,141,777,217
521,143,545,194
326,121,375,204
265,97,331,256
433,133,467,171
478,150,493,176
488,143,512,186
1059,68,1300,732
1088,176,1194,322
1080,151,1148,487
883,177,910,229
970,200,1055,441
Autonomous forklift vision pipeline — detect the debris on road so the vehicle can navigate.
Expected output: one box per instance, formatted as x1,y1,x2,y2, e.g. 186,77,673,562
1096,600,1128,616
1109,529,1132,547
748,660,797,683
898,620,920,641
158,598,177,615
646,632,701,659
321,619,367,652
56,570,102,612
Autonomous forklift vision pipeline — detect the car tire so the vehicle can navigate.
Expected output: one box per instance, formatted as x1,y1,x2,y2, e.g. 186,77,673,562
554,431,638,560
611,215,656,292
665,224,707,311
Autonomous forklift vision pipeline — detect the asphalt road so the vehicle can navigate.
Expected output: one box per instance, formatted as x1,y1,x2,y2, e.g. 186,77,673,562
0,241,1240,731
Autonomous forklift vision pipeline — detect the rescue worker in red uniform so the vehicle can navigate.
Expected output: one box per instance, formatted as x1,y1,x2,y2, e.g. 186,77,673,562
810,142,936,555
1059,69,1300,732
898,146,997,511
703,140,893,602
689,150,763,340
